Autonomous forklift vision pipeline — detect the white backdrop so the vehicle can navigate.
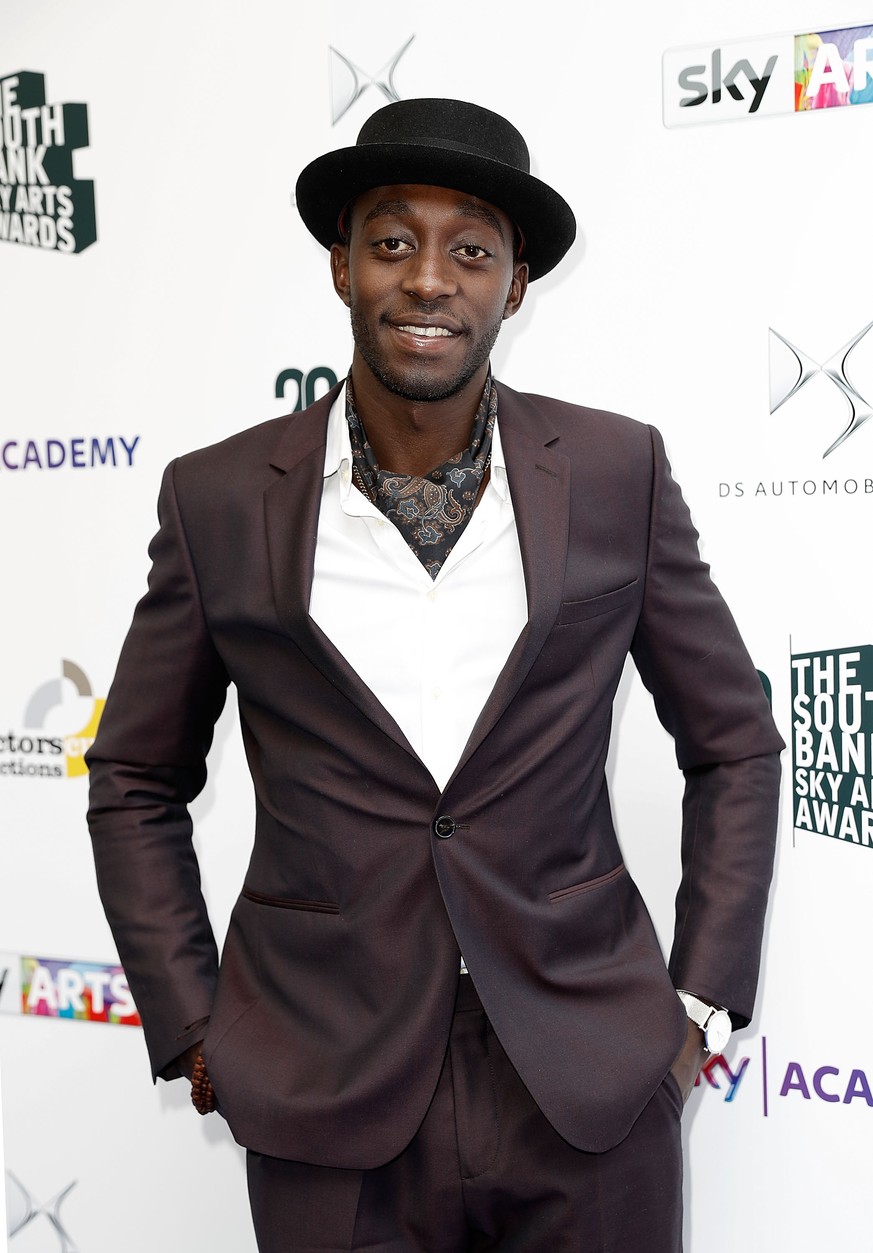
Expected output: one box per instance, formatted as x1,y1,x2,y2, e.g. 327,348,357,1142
2,1,872,1249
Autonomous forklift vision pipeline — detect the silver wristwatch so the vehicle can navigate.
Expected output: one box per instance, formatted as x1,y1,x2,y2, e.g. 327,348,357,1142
677,990,732,1054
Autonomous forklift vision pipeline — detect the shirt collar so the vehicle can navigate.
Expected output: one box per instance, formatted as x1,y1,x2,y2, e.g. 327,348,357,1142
324,379,510,502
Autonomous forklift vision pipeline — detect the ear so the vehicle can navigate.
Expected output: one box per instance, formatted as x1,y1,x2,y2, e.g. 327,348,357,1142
502,261,529,321
330,242,351,307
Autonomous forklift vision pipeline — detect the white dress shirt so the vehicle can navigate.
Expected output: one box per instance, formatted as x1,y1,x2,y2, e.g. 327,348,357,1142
309,384,528,794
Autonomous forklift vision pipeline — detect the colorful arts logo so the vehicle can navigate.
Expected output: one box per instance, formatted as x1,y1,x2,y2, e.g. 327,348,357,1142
791,646,873,848
0,659,104,779
795,26,873,110
664,23,873,126
0,70,96,253
0,952,140,1026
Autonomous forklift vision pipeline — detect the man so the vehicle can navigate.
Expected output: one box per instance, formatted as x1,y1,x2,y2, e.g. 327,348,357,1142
87,98,783,1252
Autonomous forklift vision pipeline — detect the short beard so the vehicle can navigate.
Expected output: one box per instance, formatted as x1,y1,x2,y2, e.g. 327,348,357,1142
349,305,504,403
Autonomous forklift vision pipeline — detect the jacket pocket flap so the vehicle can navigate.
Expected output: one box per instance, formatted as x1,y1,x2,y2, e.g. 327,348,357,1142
555,579,639,626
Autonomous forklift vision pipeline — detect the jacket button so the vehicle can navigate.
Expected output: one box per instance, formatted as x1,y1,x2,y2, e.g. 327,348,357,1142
433,815,456,839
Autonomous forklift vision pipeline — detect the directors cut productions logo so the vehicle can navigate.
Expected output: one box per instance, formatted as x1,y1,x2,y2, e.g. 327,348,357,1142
0,70,96,253
0,659,104,779
664,22,873,126
791,645,873,849
0,952,140,1026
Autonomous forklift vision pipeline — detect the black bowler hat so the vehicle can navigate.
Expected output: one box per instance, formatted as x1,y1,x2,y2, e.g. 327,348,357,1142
296,98,576,281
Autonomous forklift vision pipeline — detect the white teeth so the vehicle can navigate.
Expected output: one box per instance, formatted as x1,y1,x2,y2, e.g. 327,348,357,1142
398,324,452,337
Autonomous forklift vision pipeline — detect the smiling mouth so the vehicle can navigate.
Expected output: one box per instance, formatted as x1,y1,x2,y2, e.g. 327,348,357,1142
395,324,455,338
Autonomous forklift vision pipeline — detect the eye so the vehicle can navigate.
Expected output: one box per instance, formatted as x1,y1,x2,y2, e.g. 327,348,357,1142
453,243,492,261
374,236,414,255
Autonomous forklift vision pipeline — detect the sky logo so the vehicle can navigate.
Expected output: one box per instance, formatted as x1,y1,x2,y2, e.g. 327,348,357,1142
664,23,873,126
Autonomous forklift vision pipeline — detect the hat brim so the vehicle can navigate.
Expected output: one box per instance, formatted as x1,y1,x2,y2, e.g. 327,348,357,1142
296,142,576,282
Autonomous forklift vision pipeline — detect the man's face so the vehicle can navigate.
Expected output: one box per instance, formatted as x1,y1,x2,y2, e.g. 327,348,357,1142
330,184,528,404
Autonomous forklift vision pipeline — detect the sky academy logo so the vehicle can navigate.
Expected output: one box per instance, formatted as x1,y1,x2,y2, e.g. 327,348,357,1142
664,24,873,127
329,36,414,124
6,1170,78,1251
792,646,873,849
0,434,140,472
694,1051,749,1103
0,70,95,253
693,1036,872,1116
0,660,104,779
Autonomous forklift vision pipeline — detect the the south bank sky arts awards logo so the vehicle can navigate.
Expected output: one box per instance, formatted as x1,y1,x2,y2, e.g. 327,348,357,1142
1,659,104,779
791,645,873,849
663,22,873,126
0,71,95,253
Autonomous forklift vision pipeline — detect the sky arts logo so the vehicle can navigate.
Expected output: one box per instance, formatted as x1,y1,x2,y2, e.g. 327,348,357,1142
664,23,873,126
6,1170,78,1250
792,646,873,849
275,365,339,410
0,952,140,1026
770,320,873,458
329,36,414,124
0,659,104,779
0,70,96,253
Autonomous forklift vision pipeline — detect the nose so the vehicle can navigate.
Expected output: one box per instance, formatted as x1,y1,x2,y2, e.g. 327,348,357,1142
401,244,457,303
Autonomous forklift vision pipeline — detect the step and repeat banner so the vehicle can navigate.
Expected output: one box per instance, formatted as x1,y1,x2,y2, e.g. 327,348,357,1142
2,2,871,1250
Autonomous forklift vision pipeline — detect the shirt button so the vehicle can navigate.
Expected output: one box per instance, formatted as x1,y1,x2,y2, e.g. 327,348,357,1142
433,815,456,839
431,687,441,700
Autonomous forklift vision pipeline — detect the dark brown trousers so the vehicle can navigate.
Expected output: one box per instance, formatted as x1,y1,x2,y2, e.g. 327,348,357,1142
247,977,683,1253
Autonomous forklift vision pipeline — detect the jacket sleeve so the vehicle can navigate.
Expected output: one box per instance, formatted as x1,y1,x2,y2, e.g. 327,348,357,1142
630,426,784,1027
86,459,230,1079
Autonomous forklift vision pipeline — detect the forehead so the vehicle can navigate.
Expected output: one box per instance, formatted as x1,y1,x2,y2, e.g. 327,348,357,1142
351,184,513,242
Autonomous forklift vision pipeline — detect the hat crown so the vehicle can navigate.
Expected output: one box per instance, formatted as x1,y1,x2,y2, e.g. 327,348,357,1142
295,97,575,280
356,99,531,176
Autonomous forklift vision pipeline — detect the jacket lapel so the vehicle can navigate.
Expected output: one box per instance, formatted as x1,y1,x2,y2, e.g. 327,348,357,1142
448,384,571,784
264,385,427,765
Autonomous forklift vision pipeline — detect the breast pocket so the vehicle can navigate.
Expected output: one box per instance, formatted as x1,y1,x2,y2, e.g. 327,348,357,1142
555,578,639,626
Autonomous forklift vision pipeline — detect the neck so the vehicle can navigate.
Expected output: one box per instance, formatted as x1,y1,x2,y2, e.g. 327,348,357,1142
348,353,489,476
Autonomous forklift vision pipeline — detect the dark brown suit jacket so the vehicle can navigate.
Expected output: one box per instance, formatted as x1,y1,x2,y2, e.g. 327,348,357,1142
87,381,783,1166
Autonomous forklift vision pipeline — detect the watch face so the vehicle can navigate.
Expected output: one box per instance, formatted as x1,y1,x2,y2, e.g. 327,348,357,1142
705,1010,732,1054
